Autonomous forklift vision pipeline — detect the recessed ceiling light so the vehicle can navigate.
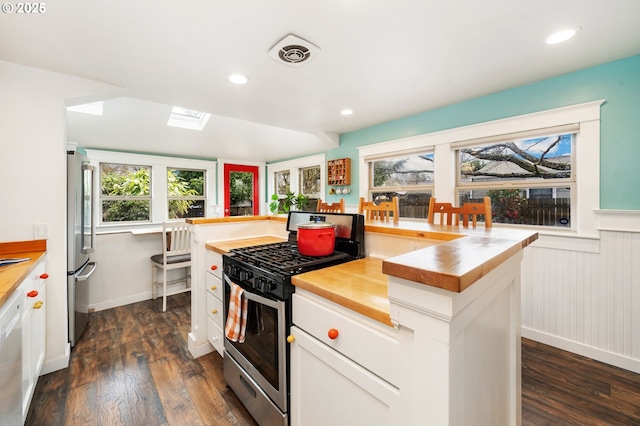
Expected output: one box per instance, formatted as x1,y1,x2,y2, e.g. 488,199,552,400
341,109,354,116
228,74,249,85
546,27,581,45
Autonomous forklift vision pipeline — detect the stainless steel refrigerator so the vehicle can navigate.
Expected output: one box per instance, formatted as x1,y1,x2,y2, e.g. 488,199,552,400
67,146,97,347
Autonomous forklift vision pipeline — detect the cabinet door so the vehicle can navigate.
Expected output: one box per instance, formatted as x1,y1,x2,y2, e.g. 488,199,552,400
31,278,46,376
20,260,47,421
206,278,224,356
289,326,399,426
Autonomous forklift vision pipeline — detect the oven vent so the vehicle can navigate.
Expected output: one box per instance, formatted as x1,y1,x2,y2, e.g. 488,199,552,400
268,34,321,67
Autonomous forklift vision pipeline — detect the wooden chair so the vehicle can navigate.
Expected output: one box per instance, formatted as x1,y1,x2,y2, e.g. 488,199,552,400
316,198,345,213
427,196,492,228
427,198,459,226
151,220,192,312
457,196,492,228
358,196,400,223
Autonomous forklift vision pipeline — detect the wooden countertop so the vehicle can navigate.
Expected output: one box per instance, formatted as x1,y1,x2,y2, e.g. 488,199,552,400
0,240,46,307
379,223,538,292
200,218,537,325
292,257,392,327
205,236,287,254
188,215,287,225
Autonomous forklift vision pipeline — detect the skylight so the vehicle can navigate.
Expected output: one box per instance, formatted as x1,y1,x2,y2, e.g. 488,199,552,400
167,106,211,131
67,101,104,116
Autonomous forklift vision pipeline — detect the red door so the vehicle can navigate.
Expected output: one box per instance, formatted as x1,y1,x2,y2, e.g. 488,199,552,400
223,164,259,216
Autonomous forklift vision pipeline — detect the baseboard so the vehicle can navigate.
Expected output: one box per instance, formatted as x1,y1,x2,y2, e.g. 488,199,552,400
41,342,71,375
87,292,153,312
522,327,640,374
188,332,214,359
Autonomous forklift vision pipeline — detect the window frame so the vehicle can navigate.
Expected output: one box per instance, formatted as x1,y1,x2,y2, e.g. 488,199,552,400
359,100,604,238
365,150,435,220
299,165,322,198
454,130,577,229
167,167,207,219
267,154,326,207
100,162,153,224
87,149,216,232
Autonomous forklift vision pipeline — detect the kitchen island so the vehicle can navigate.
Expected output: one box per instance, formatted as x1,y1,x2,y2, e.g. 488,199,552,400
188,215,537,425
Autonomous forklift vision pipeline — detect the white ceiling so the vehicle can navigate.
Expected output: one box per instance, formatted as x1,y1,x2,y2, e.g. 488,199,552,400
2,0,639,161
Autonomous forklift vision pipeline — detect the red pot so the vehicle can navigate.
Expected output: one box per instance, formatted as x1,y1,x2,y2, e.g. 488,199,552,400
297,221,336,257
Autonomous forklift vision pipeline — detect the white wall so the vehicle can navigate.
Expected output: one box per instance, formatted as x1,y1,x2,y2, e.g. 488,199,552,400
0,60,122,373
522,211,640,373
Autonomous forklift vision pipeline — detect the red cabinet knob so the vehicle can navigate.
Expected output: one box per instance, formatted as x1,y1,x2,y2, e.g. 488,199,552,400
210,265,218,271
27,290,39,298
328,328,339,340
40,273,49,279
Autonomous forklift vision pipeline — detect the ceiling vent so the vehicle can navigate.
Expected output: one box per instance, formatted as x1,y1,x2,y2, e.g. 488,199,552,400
268,34,321,67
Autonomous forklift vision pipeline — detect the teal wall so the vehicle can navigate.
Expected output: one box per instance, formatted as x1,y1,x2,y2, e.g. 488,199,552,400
325,54,640,210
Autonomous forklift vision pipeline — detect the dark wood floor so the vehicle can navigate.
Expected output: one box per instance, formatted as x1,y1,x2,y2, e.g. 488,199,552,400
26,294,640,425
522,338,640,425
25,293,257,426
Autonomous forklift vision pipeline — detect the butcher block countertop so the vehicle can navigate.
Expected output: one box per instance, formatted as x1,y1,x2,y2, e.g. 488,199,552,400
292,257,392,327
200,218,538,326
376,222,538,293
0,240,46,307
205,236,287,255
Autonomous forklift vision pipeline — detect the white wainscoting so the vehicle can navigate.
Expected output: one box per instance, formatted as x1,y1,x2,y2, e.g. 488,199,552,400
521,210,640,373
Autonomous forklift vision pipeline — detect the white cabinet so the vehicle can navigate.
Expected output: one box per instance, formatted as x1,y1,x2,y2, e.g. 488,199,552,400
19,257,47,422
290,290,400,426
205,250,224,356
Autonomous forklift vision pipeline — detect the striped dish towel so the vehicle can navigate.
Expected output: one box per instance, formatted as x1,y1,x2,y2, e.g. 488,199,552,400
225,282,248,343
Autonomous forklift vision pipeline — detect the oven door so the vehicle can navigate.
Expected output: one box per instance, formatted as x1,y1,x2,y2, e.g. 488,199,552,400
223,275,288,413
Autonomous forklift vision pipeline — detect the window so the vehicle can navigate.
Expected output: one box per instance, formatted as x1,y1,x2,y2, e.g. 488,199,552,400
274,170,291,196
167,168,206,219
90,149,215,229
456,130,576,228
367,152,434,219
267,154,325,214
299,165,321,208
100,163,152,222
358,100,602,237
167,106,211,131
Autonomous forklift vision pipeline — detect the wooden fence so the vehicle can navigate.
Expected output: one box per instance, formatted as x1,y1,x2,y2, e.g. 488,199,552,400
400,198,570,227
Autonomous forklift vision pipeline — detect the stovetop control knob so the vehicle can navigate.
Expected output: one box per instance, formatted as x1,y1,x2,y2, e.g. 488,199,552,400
239,270,253,282
256,277,275,293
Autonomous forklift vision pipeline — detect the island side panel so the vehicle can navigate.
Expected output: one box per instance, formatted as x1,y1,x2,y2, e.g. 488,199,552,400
388,251,523,426
188,218,288,358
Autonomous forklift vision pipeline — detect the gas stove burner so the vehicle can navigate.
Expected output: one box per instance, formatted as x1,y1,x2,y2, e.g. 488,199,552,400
230,242,350,275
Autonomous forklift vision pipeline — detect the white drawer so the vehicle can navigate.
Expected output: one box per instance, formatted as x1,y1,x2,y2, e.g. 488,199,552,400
207,315,224,356
293,291,400,387
205,273,223,300
205,249,223,279
206,290,224,327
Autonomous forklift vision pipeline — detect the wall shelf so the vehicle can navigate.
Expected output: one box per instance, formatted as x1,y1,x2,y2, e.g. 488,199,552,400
327,158,351,186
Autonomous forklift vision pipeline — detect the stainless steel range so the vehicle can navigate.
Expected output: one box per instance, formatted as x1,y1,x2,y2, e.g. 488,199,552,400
223,211,365,426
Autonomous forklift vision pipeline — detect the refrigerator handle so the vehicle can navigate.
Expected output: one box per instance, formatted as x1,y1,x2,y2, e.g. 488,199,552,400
81,163,96,254
76,261,97,281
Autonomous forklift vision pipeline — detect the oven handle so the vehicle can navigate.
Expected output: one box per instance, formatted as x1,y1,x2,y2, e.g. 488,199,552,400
224,275,284,310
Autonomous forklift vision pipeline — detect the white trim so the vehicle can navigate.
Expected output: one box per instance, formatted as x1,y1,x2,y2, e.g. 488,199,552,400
357,100,604,237
188,332,215,358
86,149,217,227
528,232,600,253
266,153,326,208
41,343,71,375
595,209,640,233
216,158,266,215
522,327,640,374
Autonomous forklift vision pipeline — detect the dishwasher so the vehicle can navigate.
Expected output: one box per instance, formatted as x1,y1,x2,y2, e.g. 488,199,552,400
0,289,23,425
